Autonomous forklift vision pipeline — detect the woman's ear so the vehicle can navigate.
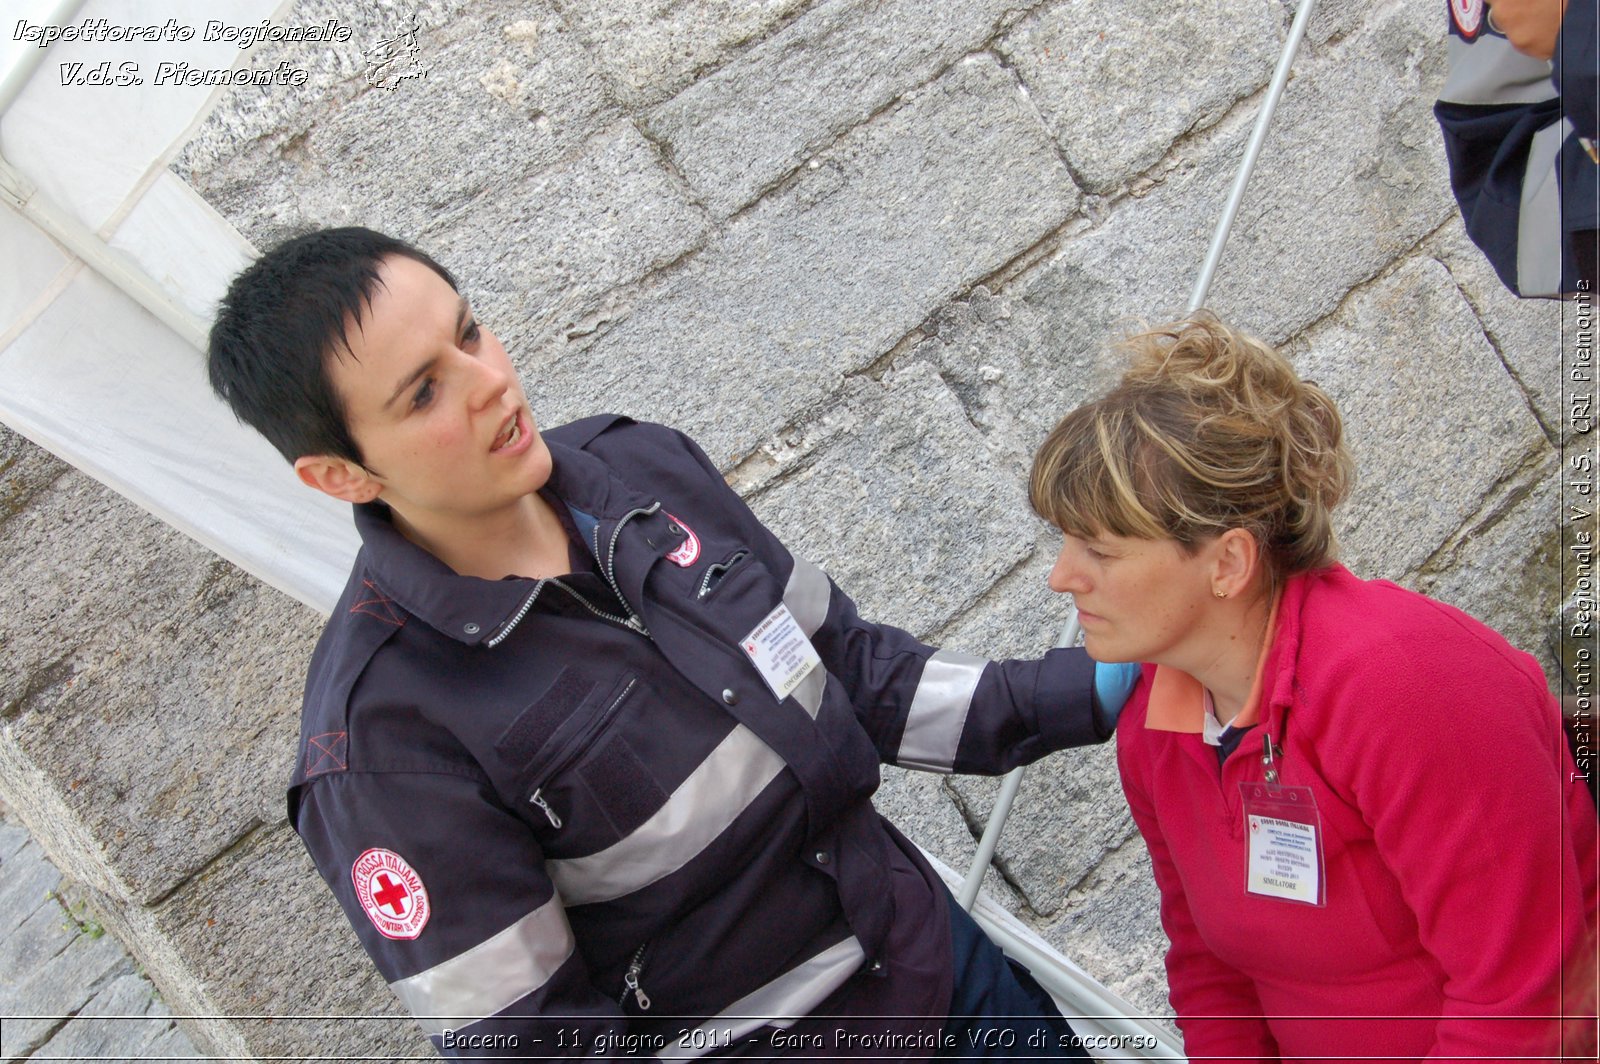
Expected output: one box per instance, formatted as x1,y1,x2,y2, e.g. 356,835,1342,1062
294,454,383,504
1211,528,1263,599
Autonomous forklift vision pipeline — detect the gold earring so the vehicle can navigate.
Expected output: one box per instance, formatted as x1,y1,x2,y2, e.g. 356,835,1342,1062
1214,588,1227,599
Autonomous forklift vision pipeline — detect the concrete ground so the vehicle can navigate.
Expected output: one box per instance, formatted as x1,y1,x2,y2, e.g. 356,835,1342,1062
0,801,196,1063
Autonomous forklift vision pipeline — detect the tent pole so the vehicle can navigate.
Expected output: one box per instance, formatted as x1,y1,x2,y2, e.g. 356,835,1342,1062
958,612,1081,912
957,0,1320,915
0,155,209,350
2,0,207,352
1187,0,1320,314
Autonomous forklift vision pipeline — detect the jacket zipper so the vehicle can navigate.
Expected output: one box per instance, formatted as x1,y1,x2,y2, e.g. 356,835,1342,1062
528,790,562,829
593,502,659,637
526,678,638,830
618,942,652,1011
485,582,547,648
485,501,659,647
696,549,749,599
546,578,641,632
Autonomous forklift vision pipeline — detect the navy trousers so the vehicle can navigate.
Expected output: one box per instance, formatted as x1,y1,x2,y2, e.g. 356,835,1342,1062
936,894,1090,1059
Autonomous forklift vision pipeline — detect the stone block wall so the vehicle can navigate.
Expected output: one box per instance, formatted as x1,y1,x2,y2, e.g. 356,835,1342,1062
0,0,1574,1058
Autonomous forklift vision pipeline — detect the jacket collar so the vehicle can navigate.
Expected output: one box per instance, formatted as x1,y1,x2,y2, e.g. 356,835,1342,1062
541,435,657,533
350,436,658,646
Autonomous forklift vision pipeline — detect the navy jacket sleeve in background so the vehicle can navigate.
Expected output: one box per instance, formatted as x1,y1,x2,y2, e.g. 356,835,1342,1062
1554,0,1599,141
1435,1,1599,296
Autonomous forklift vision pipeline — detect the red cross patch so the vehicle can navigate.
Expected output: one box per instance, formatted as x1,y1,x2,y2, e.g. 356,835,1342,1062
664,514,700,567
351,848,431,940
1449,0,1483,38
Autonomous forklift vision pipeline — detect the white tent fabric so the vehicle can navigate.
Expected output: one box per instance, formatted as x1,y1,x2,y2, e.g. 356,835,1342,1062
0,0,356,612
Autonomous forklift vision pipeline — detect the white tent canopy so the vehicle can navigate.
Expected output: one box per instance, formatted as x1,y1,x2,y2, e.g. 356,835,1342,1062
0,0,356,612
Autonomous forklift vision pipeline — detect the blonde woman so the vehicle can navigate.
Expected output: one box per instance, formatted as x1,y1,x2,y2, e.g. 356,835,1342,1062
1029,316,1597,1061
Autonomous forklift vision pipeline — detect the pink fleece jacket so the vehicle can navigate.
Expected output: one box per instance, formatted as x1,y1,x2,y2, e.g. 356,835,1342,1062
1117,565,1597,1062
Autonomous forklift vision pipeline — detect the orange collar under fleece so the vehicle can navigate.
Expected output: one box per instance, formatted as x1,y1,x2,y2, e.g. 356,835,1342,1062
1143,594,1281,734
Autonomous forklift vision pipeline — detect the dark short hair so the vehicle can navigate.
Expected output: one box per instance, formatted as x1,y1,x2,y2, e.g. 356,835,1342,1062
207,227,456,464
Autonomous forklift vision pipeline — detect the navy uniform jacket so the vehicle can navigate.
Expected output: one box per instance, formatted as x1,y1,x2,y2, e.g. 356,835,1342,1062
1435,0,1599,296
287,417,1107,1059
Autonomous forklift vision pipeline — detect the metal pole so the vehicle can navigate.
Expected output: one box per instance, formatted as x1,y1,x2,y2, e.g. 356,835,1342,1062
1,0,208,351
958,612,1082,910
957,766,1025,911
1186,0,1321,314
0,156,209,351
959,0,1320,914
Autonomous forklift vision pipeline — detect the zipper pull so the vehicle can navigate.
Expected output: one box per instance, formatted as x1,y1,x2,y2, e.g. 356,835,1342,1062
529,789,562,829
621,947,652,1011
623,969,651,1011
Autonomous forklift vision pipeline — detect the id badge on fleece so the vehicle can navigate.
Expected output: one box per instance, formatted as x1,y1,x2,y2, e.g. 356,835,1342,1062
1239,781,1326,907
740,602,821,701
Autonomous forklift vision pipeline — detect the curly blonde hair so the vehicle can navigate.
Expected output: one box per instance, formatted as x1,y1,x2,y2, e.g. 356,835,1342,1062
1029,314,1354,583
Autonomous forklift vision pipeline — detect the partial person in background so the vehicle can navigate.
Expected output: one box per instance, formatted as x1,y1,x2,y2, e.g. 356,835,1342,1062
1437,0,1597,798
1030,314,1598,1061
1435,0,1598,296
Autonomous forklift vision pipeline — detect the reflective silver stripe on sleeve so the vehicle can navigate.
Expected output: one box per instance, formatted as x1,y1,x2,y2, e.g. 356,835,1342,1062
388,897,576,1037
783,555,831,637
895,648,990,773
656,937,865,1060
1439,34,1559,106
549,725,784,905
783,556,831,717
788,663,826,719
1517,119,1572,297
